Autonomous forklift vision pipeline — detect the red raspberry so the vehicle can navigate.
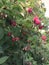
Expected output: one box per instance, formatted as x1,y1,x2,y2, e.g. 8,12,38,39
11,20,16,26
39,25,44,29
33,16,38,22
41,35,46,41
7,32,11,36
35,19,41,25
27,8,32,13
12,22,16,26
12,38,16,42
33,16,41,25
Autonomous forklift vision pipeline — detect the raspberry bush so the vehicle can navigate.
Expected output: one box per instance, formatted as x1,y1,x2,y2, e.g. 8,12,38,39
0,0,49,65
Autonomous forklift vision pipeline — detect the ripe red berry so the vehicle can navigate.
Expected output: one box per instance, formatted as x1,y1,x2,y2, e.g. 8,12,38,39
27,8,32,13
33,16,38,21
35,19,41,25
12,22,16,26
39,25,44,29
7,32,11,36
12,38,16,42
41,35,46,41
11,20,16,26
33,16,41,25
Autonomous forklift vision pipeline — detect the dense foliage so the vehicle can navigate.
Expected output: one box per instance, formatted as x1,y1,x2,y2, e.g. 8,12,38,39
0,0,49,65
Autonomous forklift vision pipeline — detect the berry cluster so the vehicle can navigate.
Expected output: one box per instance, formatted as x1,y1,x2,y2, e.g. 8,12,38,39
8,32,20,42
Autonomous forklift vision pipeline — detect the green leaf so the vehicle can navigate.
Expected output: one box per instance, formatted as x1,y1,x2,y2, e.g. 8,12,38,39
2,63,8,65
0,27,4,40
18,0,25,2
0,56,9,64
0,46,3,53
